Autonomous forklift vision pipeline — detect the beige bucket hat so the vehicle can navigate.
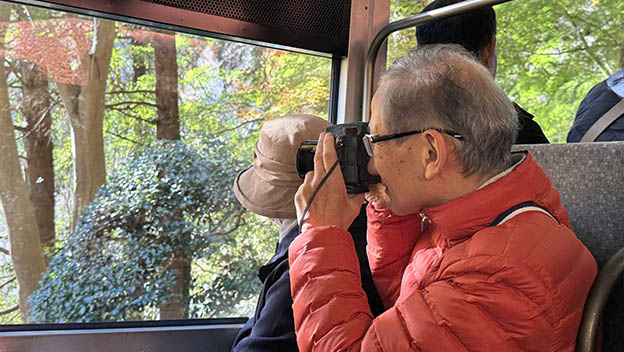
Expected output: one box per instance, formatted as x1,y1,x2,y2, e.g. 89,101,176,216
233,114,331,219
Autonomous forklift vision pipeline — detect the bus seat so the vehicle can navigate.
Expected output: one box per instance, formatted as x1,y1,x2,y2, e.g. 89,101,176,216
576,247,624,352
512,141,624,352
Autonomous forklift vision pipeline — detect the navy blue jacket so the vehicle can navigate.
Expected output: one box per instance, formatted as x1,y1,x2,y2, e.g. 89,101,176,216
231,205,383,351
568,68,624,142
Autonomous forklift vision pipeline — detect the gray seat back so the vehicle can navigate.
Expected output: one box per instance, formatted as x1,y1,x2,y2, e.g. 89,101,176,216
513,142,624,352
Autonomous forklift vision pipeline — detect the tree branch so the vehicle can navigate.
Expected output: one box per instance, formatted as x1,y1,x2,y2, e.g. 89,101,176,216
108,106,157,124
4,59,21,81
214,118,264,135
558,10,621,45
13,125,27,132
557,5,612,77
14,104,56,141
528,44,612,56
0,277,16,290
0,246,9,255
210,210,245,236
107,89,156,95
8,78,20,89
105,130,141,145
106,101,158,109
0,305,19,316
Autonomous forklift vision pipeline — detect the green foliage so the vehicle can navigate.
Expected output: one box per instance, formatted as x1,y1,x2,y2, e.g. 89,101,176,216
176,38,331,164
497,0,623,142
0,260,20,324
104,35,158,170
387,0,424,65
387,0,623,143
190,213,277,318
29,140,247,322
3,6,331,324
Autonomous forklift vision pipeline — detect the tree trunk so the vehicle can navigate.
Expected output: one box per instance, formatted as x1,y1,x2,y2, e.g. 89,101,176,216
57,19,116,230
132,38,147,86
14,0,56,251
154,32,181,141
18,60,55,249
159,246,190,319
151,31,188,320
0,3,46,322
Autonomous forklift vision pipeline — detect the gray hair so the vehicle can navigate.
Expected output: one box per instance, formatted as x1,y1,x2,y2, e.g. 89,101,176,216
378,44,518,176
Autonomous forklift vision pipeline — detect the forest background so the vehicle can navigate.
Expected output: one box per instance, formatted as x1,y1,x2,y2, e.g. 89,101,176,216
0,0,622,323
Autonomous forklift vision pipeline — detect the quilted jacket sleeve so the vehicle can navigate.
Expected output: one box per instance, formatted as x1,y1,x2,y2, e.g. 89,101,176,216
366,204,422,308
289,226,374,351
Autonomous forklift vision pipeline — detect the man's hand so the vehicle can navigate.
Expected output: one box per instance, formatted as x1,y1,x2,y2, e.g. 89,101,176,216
365,183,391,210
295,133,365,232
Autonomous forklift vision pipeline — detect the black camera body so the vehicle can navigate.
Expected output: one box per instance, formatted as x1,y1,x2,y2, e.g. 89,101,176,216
296,122,381,194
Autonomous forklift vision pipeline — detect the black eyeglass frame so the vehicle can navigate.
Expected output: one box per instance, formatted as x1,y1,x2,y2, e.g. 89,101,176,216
362,128,463,157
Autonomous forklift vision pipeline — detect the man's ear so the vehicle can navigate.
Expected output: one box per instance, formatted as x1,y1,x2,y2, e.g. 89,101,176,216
422,131,448,181
480,36,497,76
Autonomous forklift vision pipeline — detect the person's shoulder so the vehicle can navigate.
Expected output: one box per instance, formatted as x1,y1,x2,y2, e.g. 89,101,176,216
567,79,620,142
435,212,595,313
460,211,595,282
576,80,620,116
514,103,550,144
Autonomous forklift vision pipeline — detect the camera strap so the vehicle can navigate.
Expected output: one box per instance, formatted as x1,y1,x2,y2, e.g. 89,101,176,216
297,160,340,233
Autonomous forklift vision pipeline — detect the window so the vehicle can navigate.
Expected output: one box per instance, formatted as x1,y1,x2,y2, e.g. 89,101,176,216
0,2,331,324
386,0,622,143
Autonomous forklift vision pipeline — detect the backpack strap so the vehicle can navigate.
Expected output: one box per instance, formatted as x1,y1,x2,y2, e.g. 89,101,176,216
491,201,558,227
580,99,624,142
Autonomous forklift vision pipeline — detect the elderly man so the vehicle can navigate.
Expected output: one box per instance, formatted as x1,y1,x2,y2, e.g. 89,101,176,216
289,45,596,351
417,0,549,144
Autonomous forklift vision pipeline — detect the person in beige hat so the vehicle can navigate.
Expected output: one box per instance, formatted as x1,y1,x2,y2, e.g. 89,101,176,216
231,115,383,352
233,114,331,229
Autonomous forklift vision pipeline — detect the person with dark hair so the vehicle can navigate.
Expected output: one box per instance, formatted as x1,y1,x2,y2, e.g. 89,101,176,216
567,41,624,142
416,0,550,144
230,115,383,351
288,45,596,351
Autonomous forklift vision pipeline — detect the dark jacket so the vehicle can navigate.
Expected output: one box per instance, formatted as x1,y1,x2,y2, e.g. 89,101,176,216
515,104,550,144
231,205,383,351
567,68,624,142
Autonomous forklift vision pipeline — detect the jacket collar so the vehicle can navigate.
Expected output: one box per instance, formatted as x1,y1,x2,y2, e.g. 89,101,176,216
607,67,624,98
422,152,566,249
276,220,298,257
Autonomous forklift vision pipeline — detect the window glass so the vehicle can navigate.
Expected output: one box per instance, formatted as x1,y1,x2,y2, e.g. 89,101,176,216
0,2,331,324
387,0,622,143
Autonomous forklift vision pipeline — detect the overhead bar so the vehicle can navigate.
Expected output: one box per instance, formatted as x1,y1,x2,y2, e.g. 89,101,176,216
362,0,514,122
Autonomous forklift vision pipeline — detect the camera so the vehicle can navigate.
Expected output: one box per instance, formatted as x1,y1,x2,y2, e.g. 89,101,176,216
296,122,381,194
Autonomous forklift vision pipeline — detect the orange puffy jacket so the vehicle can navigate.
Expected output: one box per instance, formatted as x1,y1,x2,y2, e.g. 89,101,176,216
289,153,597,351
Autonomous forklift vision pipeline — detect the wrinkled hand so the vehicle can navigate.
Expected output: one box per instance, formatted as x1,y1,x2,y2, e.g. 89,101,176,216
295,133,365,232
365,183,391,210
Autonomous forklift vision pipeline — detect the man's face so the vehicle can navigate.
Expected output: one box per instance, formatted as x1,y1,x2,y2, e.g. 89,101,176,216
367,88,427,216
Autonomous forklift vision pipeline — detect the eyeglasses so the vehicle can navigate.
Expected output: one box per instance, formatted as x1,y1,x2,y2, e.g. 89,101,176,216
362,128,464,157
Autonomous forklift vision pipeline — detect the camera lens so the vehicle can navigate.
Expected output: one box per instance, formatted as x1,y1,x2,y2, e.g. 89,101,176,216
296,140,317,179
